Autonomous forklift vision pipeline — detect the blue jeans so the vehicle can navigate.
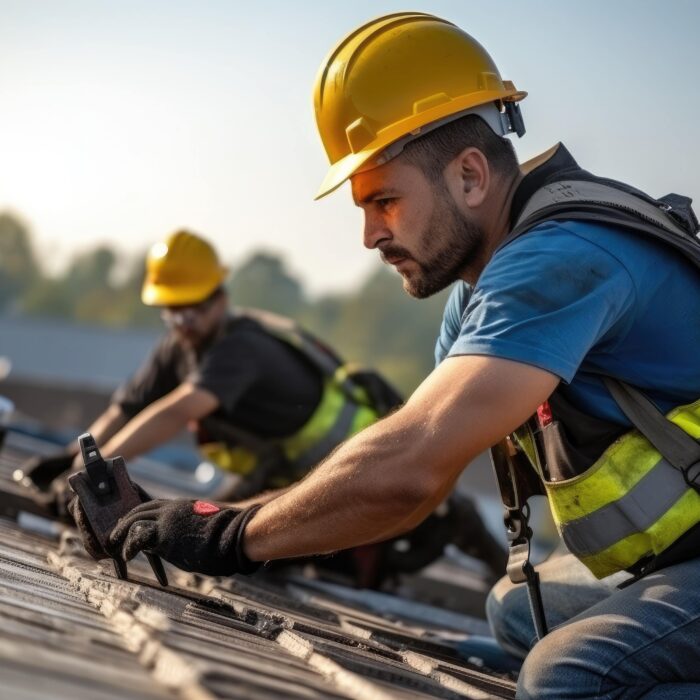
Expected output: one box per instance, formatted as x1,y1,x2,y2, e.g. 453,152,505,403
486,552,700,699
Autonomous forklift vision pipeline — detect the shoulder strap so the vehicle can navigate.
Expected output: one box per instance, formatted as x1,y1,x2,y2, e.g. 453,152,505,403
515,180,690,235
504,179,700,270
232,307,343,378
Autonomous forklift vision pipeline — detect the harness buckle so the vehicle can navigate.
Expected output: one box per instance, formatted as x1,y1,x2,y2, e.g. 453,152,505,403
504,507,533,584
683,461,700,494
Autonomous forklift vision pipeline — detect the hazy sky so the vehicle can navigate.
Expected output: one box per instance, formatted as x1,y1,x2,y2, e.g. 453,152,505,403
1,1,698,294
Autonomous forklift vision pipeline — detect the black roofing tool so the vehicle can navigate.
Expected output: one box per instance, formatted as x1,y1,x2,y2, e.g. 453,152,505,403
68,433,168,586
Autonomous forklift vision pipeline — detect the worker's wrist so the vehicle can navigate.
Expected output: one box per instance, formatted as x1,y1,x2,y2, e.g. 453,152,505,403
239,504,268,565
234,504,263,574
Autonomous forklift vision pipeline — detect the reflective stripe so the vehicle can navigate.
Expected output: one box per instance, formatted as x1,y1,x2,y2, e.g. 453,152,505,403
294,399,358,470
560,457,688,557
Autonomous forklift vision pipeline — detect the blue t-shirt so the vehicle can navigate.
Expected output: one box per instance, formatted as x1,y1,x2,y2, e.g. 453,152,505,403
435,220,700,426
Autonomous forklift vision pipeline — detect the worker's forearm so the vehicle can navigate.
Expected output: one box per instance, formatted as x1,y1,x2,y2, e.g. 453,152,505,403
67,404,129,454
230,485,295,509
100,402,187,461
243,413,452,562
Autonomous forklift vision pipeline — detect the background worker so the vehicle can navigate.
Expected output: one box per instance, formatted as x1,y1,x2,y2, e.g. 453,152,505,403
90,13,700,698
21,229,384,500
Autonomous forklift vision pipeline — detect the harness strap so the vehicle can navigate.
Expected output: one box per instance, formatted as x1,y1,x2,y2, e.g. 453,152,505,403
513,180,689,239
603,378,700,488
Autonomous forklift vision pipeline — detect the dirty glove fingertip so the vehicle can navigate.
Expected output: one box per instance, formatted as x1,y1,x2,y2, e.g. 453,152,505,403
122,521,158,562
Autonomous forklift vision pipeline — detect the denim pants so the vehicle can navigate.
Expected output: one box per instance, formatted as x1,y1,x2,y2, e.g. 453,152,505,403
486,552,700,699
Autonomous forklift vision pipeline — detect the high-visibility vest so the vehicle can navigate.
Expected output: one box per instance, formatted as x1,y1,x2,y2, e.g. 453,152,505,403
501,144,700,579
198,308,400,487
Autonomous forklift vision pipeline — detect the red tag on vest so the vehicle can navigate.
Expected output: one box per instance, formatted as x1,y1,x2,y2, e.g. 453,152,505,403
193,500,220,516
537,401,553,427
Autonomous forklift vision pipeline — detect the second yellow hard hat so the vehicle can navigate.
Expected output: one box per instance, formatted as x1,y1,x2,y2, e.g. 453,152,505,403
141,230,227,307
313,12,526,199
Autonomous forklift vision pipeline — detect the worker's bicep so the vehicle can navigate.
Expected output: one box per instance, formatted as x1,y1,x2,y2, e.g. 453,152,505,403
402,354,559,484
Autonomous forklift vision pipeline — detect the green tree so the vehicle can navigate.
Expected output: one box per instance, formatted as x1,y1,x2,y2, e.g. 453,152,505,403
304,267,451,395
24,245,120,321
0,212,40,312
228,252,306,317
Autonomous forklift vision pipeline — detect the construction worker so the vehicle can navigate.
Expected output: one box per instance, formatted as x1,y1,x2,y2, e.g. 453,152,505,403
23,228,505,585
78,13,700,697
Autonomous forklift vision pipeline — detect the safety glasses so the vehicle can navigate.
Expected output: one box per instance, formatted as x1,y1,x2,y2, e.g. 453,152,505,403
160,289,221,328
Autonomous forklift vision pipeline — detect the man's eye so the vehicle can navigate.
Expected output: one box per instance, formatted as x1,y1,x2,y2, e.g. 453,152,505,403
375,198,396,210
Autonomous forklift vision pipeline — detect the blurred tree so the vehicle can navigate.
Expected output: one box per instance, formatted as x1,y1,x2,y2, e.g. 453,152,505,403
69,246,116,294
303,267,452,396
106,252,161,328
22,279,74,318
0,212,40,312
24,245,120,322
228,252,306,317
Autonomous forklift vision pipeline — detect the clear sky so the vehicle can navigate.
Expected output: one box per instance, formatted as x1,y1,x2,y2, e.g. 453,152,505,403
1,0,698,294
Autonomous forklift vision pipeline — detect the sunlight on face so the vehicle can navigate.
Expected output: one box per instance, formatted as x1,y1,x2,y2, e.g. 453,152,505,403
351,159,484,298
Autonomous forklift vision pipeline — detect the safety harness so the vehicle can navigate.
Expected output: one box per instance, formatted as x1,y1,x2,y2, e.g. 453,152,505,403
198,308,402,494
491,145,700,639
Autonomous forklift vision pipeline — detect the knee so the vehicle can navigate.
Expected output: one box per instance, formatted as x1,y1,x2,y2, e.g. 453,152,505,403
516,626,601,700
486,576,535,659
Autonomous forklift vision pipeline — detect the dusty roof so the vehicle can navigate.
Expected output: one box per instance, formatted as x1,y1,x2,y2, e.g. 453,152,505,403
0,429,517,700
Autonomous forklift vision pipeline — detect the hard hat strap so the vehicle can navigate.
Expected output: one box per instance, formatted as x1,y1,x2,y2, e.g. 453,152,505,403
357,102,525,174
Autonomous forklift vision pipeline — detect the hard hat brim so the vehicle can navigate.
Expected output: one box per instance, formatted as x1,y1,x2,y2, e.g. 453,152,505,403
315,151,374,200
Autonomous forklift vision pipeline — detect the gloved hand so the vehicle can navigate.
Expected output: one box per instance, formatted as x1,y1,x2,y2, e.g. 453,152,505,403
15,452,76,491
108,499,262,577
67,481,153,561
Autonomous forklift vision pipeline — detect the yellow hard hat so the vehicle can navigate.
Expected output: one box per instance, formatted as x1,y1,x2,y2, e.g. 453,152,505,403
313,12,527,199
141,230,227,306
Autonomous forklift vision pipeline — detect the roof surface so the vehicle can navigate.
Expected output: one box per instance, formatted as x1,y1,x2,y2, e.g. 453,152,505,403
0,315,158,388
0,429,517,700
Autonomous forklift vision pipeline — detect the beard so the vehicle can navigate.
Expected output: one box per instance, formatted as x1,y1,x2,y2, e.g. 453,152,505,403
382,188,485,299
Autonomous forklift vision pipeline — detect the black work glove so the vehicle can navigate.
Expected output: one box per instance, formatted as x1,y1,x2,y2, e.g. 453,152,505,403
109,499,262,577
66,482,153,561
15,452,76,491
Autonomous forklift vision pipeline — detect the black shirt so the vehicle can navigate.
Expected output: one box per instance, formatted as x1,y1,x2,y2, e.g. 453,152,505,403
113,315,323,440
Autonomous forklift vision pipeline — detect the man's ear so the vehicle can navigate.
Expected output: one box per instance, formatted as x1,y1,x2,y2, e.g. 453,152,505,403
445,147,489,210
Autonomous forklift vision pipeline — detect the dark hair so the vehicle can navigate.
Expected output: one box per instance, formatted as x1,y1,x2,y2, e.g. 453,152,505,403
401,114,519,183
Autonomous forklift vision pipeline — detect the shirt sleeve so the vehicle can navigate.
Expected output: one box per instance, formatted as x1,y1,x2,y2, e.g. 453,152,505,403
447,222,637,383
188,331,261,414
112,335,182,417
434,283,473,366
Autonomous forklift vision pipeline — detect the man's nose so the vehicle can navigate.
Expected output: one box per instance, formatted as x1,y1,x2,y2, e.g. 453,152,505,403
363,212,390,250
